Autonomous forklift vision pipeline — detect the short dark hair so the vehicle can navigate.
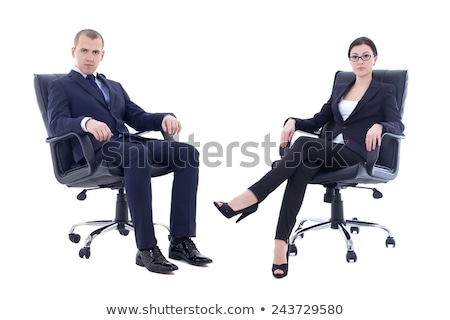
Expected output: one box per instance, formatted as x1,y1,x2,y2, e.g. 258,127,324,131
74,29,104,48
347,36,377,58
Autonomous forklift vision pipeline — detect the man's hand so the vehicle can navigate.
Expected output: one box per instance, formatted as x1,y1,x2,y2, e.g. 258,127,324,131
162,115,182,136
365,123,383,151
86,119,113,141
280,118,296,148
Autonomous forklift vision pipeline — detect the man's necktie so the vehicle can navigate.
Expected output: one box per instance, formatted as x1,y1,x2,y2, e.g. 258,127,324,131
86,74,106,103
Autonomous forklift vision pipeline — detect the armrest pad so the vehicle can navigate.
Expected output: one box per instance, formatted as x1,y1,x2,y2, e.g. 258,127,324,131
278,128,323,157
161,130,177,142
279,142,291,157
132,130,177,142
366,132,404,176
46,132,96,173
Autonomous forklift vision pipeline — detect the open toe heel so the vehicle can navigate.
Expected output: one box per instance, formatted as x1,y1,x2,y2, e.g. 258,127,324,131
272,245,289,279
213,201,258,223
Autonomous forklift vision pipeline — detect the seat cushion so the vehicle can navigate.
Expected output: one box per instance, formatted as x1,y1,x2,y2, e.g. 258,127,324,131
310,163,388,185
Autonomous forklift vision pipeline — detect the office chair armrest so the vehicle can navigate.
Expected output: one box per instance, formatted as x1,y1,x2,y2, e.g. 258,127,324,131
366,132,404,176
279,142,290,157
277,131,404,178
278,129,320,157
46,132,96,177
132,130,177,142
161,130,177,142
47,130,175,169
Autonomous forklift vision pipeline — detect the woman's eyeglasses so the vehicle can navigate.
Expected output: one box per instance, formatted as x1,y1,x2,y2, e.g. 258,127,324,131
349,54,373,62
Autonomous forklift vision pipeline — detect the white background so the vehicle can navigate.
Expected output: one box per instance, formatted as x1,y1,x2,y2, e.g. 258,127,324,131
1,0,448,319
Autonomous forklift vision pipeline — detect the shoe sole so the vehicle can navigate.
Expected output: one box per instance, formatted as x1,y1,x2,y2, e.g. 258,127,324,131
136,257,178,274
168,252,212,266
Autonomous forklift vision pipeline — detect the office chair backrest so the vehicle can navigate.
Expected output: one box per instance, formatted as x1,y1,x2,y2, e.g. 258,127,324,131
34,73,66,137
320,70,408,139
333,70,408,116
330,70,407,171
34,73,83,177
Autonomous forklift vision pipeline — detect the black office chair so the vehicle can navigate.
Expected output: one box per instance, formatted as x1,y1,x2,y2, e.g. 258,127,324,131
283,70,408,263
34,73,174,259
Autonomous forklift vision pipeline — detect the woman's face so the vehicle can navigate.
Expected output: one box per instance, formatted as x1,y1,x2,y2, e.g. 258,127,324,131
348,44,377,78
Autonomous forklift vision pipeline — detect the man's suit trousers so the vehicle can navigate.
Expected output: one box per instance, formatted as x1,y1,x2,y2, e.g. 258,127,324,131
99,137,199,250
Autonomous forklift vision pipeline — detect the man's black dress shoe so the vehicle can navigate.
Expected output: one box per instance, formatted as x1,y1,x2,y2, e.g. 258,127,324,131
168,238,213,266
136,246,178,274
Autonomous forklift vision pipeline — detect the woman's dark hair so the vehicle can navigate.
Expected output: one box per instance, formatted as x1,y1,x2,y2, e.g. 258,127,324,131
347,36,377,58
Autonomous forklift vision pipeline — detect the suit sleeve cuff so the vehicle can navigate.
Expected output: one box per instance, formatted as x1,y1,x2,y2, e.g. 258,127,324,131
284,117,297,128
81,117,92,132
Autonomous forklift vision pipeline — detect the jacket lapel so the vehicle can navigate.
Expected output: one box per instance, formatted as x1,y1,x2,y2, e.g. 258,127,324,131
332,79,382,123
69,70,108,106
346,80,381,120
332,82,353,123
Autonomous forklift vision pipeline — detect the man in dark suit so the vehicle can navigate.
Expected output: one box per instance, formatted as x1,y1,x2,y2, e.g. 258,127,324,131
48,29,212,274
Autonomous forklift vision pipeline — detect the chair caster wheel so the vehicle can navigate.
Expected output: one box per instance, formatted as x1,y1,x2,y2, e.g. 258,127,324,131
119,230,130,236
350,218,359,234
350,226,359,234
386,236,395,248
69,233,81,243
289,244,298,256
79,247,91,259
294,230,304,239
293,225,305,239
346,251,357,263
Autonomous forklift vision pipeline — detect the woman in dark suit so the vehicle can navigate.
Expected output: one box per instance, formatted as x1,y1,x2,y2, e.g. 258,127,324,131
214,37,404,278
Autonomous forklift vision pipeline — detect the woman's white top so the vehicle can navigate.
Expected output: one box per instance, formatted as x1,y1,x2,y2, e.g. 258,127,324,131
333,98,359,144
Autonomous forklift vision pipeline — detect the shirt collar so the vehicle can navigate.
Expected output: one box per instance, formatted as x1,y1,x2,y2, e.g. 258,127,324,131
73,66,99,79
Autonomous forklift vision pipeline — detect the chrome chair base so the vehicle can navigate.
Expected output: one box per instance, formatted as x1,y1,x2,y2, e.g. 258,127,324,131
289,217,396,263
68,188,169,259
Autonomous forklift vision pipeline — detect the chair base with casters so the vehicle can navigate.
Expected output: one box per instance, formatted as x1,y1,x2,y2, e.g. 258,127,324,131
69,186,170,259
288,184,396,263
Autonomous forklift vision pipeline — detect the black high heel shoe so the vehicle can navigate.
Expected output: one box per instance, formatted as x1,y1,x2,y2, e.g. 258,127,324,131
213,201,258,223
272,245,289,279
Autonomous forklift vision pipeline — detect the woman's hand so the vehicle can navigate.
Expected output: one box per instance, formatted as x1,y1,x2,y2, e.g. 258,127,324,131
365,123,383,151
280,118,296,148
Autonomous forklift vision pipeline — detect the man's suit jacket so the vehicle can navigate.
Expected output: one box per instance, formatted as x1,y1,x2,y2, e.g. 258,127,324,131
47,70,171,163
291,79,405,160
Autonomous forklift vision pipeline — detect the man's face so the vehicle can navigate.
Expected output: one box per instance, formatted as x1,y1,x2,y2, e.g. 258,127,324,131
72,35,104,75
